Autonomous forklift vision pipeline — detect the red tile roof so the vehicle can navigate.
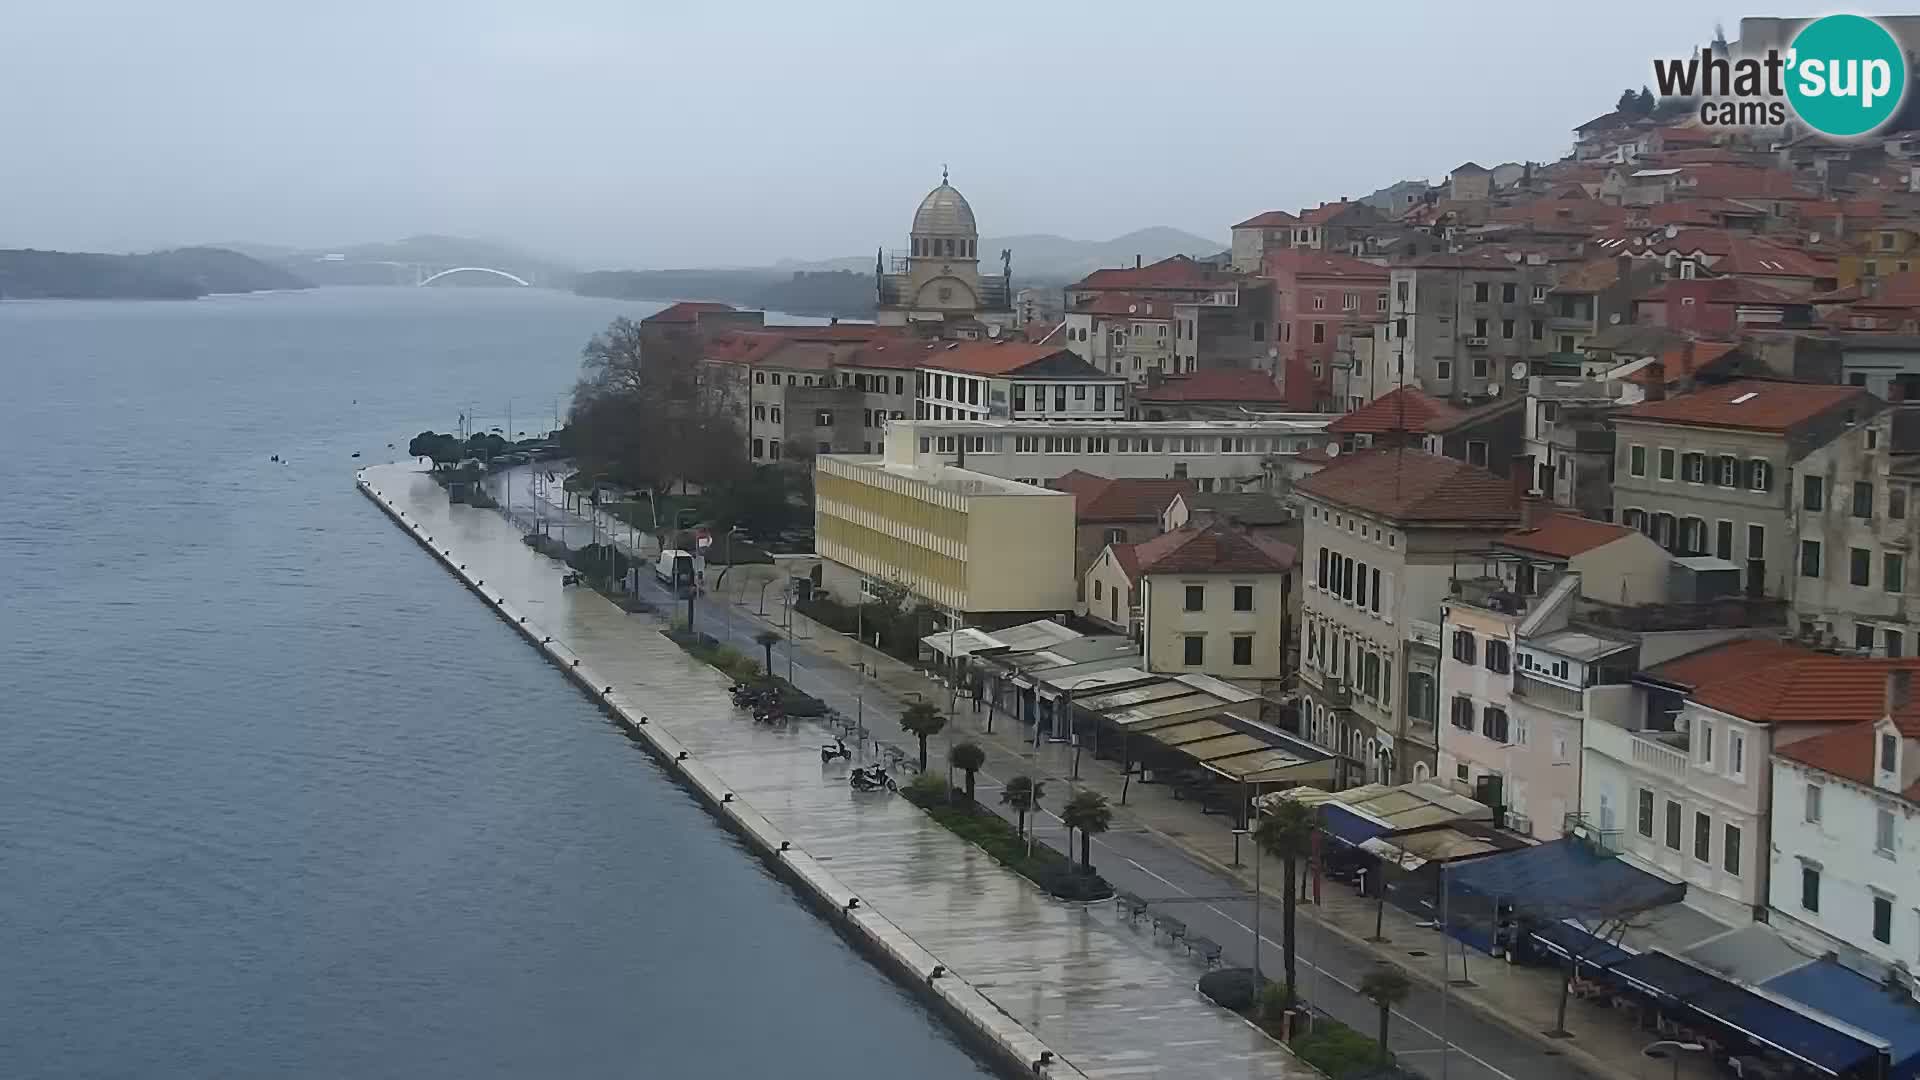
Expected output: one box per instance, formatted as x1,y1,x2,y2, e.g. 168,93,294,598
1262,248,1389,280
1553,257,1625,293
1326,387,1464,435
1075,255,1233,292
1052,470,1195,523
1294,449,1521,524
643,300,735,324
1857,271,1920,311
1777,716,1920,799
1298,201,1367,224
1105,542,1141,581
1615,378,1872,432
1682,165,1816,201
1498,513,1635,558
1712,237,1835,279
1134,369,1287,404
1652,642,1920,727
1234,210,1300,229
1073,292,1177,318
1133,521,1296,574
917,341,1083,376
1620,341,1744,387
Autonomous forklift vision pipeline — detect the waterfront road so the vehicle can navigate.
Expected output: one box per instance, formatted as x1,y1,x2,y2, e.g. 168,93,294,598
499,469,1647,1080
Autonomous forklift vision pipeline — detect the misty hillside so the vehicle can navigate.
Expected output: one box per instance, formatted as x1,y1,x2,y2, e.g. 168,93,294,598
575,268,873,319
774,226,1225,283
0,247,311,300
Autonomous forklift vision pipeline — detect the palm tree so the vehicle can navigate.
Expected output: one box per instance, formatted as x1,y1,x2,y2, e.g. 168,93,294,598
753,629,781,675
1061,791,1112,874
899,701,947,773
1255,799,1317,1005
1000,775,1045,838
1358,965,1412,1059
949,742,986,802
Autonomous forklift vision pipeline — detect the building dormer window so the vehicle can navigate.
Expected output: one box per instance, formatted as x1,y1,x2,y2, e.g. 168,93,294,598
1880,730,1898,775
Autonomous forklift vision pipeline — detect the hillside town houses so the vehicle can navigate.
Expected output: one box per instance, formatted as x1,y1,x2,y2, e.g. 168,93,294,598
632,71,1920,1065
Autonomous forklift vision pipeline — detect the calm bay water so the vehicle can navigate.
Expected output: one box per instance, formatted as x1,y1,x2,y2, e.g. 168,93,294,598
0,287,994,1079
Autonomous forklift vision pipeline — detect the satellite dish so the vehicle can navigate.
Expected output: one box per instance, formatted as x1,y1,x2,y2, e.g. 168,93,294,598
1325,442,1342,457
1609,313,1622,324
1665,224,1679,238
1510,361,1528,380
1268,347,1279,358
986,324,1001,338
1128,304,1138,314
1489,383,1504,397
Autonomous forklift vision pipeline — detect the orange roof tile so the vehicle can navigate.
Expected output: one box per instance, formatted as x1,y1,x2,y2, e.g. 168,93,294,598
1135,369,1287,404
1075,255,1234,292
1294,449,1521,524
1652,643,1920,727
1326,387,1464,435
1105,542,1141,581
917,341,1086,377
1499,513,1636,558
644,300,735,324
1234,210,1300,229
1052,470,1195,523
1073,292,1177,318
1132,521,1296,574
1615,378,1871,431
1262,248,1389,280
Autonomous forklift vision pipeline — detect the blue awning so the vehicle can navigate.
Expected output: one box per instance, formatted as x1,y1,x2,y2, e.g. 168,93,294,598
1765,960,1917,1077
1531,920,1634,971
1443,838,1685,922
1615,951,1883,1076
1319,803,1388,848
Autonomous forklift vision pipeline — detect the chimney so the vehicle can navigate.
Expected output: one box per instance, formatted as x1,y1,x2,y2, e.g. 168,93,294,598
1888,669,1913,716
1644,361,1668,402
1509,454,1531,513
1679,339,1697,392
1615,253,1632,283
1136,254,1143,269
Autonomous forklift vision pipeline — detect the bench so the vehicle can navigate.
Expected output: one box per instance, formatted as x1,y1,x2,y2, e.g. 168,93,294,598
1187,935,1223,968
1153,914,1187,945
1115,891,1149,922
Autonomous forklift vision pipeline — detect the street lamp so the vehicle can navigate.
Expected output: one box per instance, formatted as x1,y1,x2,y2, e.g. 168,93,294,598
1231,825,1265,990
1641,1040,1705,1080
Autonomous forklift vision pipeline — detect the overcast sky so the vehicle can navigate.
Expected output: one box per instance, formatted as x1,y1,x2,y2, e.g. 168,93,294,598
0,2,1859,268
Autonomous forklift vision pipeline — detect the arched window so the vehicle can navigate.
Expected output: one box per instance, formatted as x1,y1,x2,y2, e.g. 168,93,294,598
1413,762,1431,782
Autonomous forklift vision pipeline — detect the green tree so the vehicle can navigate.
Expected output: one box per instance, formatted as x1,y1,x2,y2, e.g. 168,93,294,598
1634,85,1656,115
948,741,986,802
753,629,781,675
1000,775,1045,838
1255,800,1318,1005
1615,87,1639,114
1061,790,1112,874
899,701,947,773
1359,966,1413,1057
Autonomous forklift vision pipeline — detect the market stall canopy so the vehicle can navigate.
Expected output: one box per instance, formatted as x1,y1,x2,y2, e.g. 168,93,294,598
1446,837,1684,923
921,618,1080,659
1613,950,1889,1078
1358,828,1501,871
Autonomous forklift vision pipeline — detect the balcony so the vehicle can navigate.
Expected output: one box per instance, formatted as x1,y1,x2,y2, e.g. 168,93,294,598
1513,671,1584,715
1586,720,1690,780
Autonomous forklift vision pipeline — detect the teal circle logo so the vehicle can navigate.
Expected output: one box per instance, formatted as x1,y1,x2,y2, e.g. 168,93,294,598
1787,15,1907,137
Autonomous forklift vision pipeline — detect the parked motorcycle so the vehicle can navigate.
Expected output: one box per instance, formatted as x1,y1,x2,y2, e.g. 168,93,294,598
820,739,852,764
849,765,895,792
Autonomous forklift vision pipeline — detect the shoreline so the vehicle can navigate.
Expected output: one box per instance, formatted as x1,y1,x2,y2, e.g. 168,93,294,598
356,466,1084,1080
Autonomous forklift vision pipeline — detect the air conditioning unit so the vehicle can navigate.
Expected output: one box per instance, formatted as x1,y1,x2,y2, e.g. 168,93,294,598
1465,336,1488,347
1507,813,1533,836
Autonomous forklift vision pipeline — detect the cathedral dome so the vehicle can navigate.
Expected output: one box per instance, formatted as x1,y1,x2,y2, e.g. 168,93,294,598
912,181,977,238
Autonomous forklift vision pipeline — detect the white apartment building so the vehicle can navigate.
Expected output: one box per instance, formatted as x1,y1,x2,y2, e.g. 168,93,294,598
1583,639,1889,926
1770,668,1920,970
912,341,1127,422
877,417,1331,492
1790,409,1920,657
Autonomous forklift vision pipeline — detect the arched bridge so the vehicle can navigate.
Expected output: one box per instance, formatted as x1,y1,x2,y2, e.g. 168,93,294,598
417,266,532,288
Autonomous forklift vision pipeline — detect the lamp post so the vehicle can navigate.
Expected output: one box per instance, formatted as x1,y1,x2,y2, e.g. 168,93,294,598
1641,1040,1704,1080
1231,825,1264,990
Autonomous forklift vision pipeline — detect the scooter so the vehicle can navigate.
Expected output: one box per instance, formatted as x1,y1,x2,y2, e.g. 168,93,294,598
849,765,895,792
753,705,786,725
820,739,852,763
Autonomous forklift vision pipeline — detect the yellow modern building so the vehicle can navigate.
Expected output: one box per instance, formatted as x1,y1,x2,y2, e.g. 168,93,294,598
814,454,1076,618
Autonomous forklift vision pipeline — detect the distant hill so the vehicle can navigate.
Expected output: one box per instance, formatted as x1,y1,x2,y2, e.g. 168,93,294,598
212,234,576,288
575,268,873,319
0,247,312,300
773,225,1226,283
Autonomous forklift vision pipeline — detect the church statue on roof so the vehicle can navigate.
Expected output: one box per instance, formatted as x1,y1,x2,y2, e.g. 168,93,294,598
875,169,1015,331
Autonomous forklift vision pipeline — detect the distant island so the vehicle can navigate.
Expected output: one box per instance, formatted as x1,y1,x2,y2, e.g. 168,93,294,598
574,268,878,319
0,247,312,300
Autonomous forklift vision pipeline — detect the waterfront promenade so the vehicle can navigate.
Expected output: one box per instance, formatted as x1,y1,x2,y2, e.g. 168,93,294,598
509,468,1721,1080
361,463,1313,1080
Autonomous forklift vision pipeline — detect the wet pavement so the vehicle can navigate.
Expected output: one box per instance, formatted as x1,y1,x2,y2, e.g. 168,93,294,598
364,463,1315,1080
